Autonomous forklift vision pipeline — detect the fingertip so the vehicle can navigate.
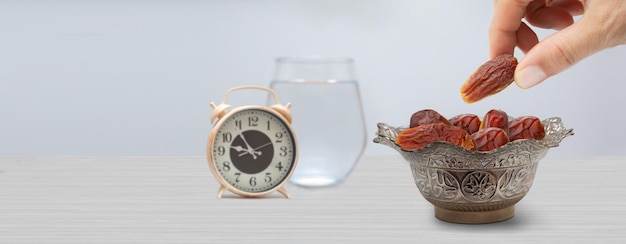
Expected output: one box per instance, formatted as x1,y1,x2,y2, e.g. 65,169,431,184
515,65,547,89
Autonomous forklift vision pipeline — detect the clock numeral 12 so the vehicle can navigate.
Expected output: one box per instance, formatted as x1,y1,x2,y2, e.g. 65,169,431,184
248,116,258,127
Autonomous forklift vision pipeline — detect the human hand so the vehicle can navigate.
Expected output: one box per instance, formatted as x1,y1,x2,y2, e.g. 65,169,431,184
489,0,626,88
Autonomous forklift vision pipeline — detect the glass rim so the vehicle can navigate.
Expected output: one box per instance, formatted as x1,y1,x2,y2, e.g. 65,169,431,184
275,56,354,64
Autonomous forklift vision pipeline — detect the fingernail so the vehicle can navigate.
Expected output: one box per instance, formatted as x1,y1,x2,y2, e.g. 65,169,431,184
516,65,546,89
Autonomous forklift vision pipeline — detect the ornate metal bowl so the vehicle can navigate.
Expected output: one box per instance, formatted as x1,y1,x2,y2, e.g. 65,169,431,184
373,117,573,224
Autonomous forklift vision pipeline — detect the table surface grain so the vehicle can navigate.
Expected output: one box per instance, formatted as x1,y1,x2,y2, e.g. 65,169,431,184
1,156,625,243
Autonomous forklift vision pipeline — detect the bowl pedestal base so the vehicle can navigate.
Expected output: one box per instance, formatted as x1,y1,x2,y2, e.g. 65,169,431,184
434,205,515,224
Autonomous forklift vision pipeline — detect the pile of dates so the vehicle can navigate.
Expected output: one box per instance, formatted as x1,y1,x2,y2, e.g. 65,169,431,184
396,109,546,152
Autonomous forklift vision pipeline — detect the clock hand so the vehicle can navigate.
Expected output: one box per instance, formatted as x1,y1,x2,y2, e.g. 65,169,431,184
233,126,258,159
238,142,272,157
252,141,273,151
231,145,247,153
239,150,262,158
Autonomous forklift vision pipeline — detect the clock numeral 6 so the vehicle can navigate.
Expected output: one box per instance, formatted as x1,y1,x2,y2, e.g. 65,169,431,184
250,176,257,186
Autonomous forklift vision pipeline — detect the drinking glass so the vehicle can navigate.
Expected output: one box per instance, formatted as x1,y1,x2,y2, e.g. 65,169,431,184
268,56,366,188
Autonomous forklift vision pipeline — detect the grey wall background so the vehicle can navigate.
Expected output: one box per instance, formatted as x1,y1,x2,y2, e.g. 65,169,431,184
2,0,624,157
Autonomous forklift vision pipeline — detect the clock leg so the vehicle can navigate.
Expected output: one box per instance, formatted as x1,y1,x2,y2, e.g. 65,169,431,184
217,185,228,199
277,187,291,199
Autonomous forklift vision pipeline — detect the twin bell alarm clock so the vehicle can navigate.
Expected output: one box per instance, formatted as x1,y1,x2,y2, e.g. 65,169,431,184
206,86,298,199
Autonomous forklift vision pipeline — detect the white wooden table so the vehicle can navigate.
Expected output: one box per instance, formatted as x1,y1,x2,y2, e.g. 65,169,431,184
1,156,625,243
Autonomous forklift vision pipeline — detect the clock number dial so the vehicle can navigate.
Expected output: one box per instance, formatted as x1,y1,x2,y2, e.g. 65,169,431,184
235,120,242,130
275,162,284,171
212,108,296,193
275,132,283,143
222,132,232,143
279,146,288,157
222,161,231,171
217,146,226,156
248,116,259,127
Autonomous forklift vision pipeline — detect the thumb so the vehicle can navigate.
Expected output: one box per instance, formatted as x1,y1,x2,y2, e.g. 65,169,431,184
514,20,607,89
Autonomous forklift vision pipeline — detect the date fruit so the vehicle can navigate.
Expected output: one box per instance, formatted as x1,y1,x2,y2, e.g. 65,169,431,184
509,116,546,141
400,108,547,152
396,123,476,151
449,113,480,134
460,54,518,103
471,127,509,152
480,109,509,135
410,109,450,128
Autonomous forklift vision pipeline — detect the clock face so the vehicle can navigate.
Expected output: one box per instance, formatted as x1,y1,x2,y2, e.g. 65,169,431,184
210,107,297,194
